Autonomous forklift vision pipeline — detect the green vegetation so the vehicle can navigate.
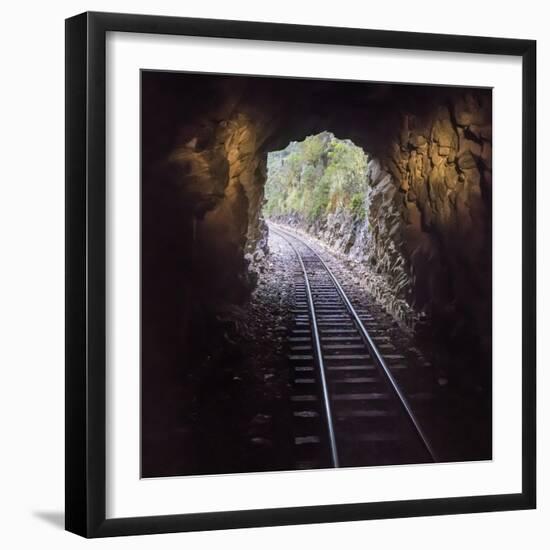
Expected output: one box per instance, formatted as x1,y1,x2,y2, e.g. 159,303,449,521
264,132,368,223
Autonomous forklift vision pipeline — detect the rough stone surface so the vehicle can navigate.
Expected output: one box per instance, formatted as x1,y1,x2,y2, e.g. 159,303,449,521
142,231,295,476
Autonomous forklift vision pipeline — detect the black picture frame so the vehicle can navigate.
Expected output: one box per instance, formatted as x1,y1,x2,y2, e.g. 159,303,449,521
65,11,536,538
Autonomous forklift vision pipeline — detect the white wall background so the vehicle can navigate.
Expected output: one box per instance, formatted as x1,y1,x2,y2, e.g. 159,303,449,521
0,1,546,547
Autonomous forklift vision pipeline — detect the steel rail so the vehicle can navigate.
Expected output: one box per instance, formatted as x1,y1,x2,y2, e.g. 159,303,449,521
271,227,340,467
272,223,438,463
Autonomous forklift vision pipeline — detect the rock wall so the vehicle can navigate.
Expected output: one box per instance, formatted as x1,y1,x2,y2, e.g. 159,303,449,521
389,96,492,368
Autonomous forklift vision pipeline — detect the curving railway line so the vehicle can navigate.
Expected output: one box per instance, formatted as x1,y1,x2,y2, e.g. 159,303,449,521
270,223,437,470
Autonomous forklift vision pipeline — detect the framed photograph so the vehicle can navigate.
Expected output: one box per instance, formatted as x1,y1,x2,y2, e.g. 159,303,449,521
65,11,536,537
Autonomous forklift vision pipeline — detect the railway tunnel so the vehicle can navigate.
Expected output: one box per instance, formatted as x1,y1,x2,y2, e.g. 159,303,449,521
141,71,492,477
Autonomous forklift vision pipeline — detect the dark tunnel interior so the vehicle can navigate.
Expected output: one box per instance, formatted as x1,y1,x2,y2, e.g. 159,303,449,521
140,71,492,477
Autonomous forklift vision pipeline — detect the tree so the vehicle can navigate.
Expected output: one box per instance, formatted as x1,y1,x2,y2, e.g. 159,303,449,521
264,132,368,223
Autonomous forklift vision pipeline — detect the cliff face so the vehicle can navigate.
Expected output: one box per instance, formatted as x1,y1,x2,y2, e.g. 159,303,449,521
142,72,492,386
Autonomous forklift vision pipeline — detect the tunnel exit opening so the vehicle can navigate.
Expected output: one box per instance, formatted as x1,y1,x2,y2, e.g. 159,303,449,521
263,132,370,235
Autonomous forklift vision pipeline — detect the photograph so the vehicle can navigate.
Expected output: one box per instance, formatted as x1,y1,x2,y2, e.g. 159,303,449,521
0,0,541,545
140,71,493,478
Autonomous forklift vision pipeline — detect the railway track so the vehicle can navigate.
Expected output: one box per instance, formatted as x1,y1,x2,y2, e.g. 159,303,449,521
270,224,437,470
